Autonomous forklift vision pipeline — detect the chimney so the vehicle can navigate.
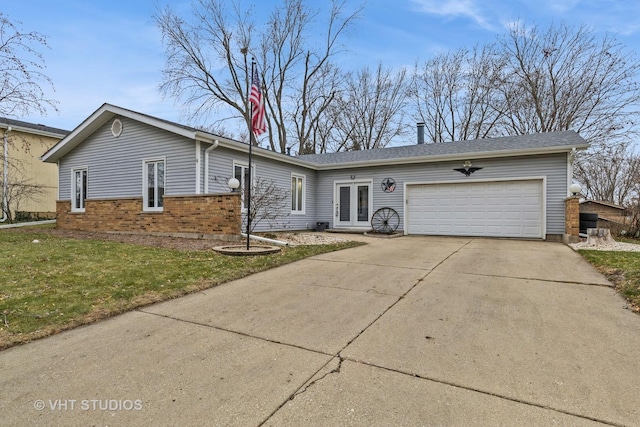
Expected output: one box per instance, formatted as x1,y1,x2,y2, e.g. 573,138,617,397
417,122,425,145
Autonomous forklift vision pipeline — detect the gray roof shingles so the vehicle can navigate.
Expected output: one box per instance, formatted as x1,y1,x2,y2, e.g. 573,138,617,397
296,131,587,165
89,104,588,168
0,117,70,136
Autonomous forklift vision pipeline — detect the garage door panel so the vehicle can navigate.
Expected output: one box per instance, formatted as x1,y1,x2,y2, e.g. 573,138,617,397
500,212,521,220
523,226,541,234
466,212,485,221
407,180,543,238
523,212,541,221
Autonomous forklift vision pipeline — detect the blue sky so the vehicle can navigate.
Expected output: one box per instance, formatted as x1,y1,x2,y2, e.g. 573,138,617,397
4,0,640,132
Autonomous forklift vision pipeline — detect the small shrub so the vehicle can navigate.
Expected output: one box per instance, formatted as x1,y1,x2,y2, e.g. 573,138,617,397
14,211,36,222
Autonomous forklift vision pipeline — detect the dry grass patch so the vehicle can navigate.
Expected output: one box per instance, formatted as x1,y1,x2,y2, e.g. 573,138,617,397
0,229,363,349
579,249,640,313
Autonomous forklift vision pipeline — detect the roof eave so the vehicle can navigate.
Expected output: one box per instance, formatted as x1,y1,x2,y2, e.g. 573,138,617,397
580,199,625,210
42,104,198,163
312,144,589,170
0,122,67,139
213,139,319,169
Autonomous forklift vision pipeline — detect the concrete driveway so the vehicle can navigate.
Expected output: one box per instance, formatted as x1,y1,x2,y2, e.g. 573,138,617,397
1,236,639,426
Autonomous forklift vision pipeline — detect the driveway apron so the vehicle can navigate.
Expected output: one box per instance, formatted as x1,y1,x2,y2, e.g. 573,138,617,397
1,236,639,426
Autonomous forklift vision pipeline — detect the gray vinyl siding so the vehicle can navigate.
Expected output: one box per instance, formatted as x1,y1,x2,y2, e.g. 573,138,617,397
206,147,317,231
315,153,569,235
56,113,571,237
59,117,196,200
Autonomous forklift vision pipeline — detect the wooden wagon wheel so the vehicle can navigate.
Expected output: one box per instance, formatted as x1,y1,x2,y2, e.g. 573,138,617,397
371,207,400,234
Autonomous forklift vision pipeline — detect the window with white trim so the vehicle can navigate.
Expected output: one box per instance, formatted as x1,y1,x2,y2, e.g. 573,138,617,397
71,168,87,212
291,174,305,214
144,159,165,211
233,162,254,210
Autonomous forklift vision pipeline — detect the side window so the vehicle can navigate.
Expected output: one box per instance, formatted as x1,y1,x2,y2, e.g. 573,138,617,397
291,174,305,214
233,162,254,210
144,159,165,211
71,168,87,212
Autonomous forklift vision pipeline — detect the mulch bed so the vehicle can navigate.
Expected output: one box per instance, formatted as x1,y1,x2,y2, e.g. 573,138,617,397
5,228,231,251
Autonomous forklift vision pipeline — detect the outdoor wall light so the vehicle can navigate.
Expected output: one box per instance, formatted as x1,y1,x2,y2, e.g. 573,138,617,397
569,183,582,196
228,177,240,192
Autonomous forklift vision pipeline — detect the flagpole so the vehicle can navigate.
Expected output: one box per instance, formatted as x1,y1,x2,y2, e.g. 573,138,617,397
246,59,255,250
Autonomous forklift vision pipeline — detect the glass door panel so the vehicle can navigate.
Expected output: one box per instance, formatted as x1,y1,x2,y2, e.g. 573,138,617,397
339,186,351,222
357,185,369,222
335,182,371,227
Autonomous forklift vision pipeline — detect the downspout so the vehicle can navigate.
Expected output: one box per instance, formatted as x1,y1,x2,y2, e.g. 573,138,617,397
241,232,289,246
1,126,11,222
195,140,201,194
203,139,219,193
568,147,576,197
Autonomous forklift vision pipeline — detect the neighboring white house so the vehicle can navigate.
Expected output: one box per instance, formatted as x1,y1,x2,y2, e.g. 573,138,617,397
41,103,589,240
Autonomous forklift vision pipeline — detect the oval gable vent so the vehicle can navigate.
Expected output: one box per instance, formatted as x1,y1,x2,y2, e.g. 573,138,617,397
111,119,123,137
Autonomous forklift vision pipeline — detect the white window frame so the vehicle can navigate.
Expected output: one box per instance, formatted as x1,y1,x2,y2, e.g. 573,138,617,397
143,157,166,212
233,161,255,211
291,173,306,214
71,167,88,212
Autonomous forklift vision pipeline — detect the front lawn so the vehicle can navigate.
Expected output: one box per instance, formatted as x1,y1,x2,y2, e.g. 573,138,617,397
579,249,640,313
0,229,363,350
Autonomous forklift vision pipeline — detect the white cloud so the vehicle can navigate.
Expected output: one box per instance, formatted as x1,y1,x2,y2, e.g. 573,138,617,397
410,0,495,31
545,0,582,13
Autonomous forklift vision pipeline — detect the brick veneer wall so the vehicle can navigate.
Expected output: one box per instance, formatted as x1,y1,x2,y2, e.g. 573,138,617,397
56,193,241,238
565,196,580,236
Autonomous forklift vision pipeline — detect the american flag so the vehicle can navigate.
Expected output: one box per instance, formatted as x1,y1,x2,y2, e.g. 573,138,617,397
249,67,267,135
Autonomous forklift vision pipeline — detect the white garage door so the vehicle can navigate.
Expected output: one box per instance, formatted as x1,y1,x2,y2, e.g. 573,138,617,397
406,180,543,238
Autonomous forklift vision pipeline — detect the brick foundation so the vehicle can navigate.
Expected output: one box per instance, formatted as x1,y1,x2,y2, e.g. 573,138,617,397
565,196,580,236
56,193,241,238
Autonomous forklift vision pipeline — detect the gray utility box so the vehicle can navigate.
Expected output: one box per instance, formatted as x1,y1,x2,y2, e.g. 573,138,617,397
315,222,329,232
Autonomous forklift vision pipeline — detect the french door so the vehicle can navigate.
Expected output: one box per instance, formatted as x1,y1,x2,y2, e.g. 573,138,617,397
334,181,372,228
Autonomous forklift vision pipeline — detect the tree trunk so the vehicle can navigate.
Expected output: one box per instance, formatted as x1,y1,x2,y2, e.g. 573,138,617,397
585,228,615,246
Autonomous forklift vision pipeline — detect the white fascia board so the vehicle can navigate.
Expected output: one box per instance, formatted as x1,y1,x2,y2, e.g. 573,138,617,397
41,107,112,162
198,140,588,171
0,123,67,139
214,139,319,169
42,104,196,163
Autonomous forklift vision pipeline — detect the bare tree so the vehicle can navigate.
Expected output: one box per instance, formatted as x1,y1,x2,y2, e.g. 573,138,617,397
326,63,408,152
261,0,360,154
408,22,640,203
155,0,253,134
0,13,58,118
495,21,640,148
1,129,58,223
410,22,640,148
495,22,640,205
155,0,361,154
625,199,640,238
410,45,505,143
290,61,343,154
0,13,58,218
211,175,290,232
242,177,291,232
573,142,640,205
0,172,46,223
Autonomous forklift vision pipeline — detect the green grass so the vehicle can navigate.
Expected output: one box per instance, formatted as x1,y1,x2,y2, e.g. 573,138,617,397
0,230,363,350
579,249,640,313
